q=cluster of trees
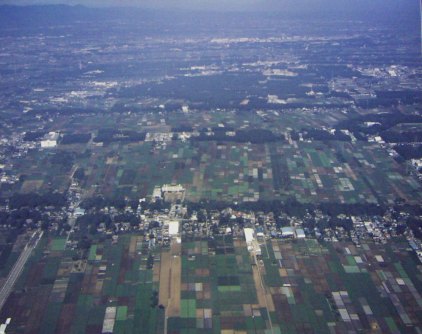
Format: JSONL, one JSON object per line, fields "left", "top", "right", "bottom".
{"left": 394, "top": 144, "right": 422, "bottom": 160}
{"left": 147, "top": 254, "right": 154, "bottom": 270}
{"left": 23, "top": 131, "right": 46, "bottom": 141}
{"left": 375, "top": 90, "right": 422, "bottom": 105}
{"left": 270, "top": 152, "right": 291, "bottom": 191}
{"left": 301, "top": 215, "right": 354, "bottom": 232}
{"left": 186, "top": 198, "right": 385, "bottom": 220}
{"left": 94, "top": 129, "right": 146, "bottom": 144}
{"left": 73, "top": 167, "right": 86, "bottom": 182}
{"left": 114, "top": 213, "right": 139, "bottom": 226}
{"left": 200, "top": 199, "right": 422, "bottom": 235}
{"left": 381, "top": 131, "right": 422, "bottom": 144}
{"left": 80, "top": 196, "right": 129, "bottom": 210}
{"left": 194, "top": 128, "right": 284, "bottom": 144}
{"left": 119, "top": 170, "right": 136, "bottom": 185}
{"left": 310, "top": 64, "right": 361, "bottom": 80}
{"left": 50, "top": 151, "right": 74, "bottom": 167}
{"left": 171, "top": 125, "right": 193, "bottom": 132}
{"left": 337, "top": 112, "right": 422, "bottom": 137}
{"left": 30, "top": 107, "right": 103, "bottom": 116}
{"left": 406, "top": 216, "right": 422, "bottom": 239}
{"left": 150, "top": 290, "right": 159, "bottom": 308}
{"left": 9, "top": 192, "right": 66, "bottom": 209}
{"left": 118, "top": 72, "right": 268, "bottom": 110}
{"left": 301, "top": 129, "right": 351, "bottom": 142}
{"left": 354, "top": 91, "right": 422, "bottom": 109}
{"left": 0, "top": 208, "right": 42, "bottom": 228}
{"left": 76, "top": 213, "right": 112, "bottom": 234}
{"left": 333, "top": 111, "right": 422, "bottom": 143}
{"left": 80, "top": 195, "right": 170, "bottom": 212}
{"left": 61, "top": 133, "right": 91, "bottom": 144}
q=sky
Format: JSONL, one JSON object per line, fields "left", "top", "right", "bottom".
{"left": 0, "top": 0, "right": 417, "bottom": 12}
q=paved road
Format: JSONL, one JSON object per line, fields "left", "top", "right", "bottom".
{"left": 0, "top": 230, "right": 43, "bottom": 312}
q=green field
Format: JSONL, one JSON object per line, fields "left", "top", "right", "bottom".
{"left": 6, "top": 110, "right": 420, "bottom": 207}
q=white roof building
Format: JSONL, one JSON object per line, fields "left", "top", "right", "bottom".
{"left": 411, "top": 159, "right": 422, "bottom": 168}
{"left": 295, "top": 228, "right": 306, "bottom": 239}
{"left": 160, "top": 184, "right": 185, "bottom": 202}
{"left": 74, "top": 208, "right": 86, "bottom": 217}
{"left": 281, "top": 227, "right": 295, "bottom": 237}
{"left": 244, "top": 228, "right": 261, "bottom": 256}
{"left": 162, "top": 184, "right": 185, "bottom": 192}
{"left": 152, "top": 187, "right": 162, "bottom": 200}
{"left": 167, "top": 220, "right": 180, "bottom": 236}
{"left": 41, "top": 132, "right": 59, "bottom": 148}
{"left": 244, "top": 228, "right": 255, "bottom": 244}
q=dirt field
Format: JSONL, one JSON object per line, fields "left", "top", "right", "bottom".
{"left": 158, "top": 251, "right": 171, "bottom": 306}
{"left": 167, "top": 255, "right": 181, "bottom": 317}
{"left": 21, "top": 180, "right": 43, "bottom": 193}
{"left": 252, "top": 261, "right": 275, "bottom": 313}
{"left": 159, "top": 241, "right": 182, "bottom": 318}
{"left": 170, "top": 241, "right": 181, "bottom": 256}
{"left": 56, "top": 304, "right": 76, "bottom": 334}
{"left": 153, "top": 258, "right": 160, "bottom": 284}
{"left": 128, "top": 236, "right": 138, "bottom": 256}
{"left": 166, "top": 242, "right": 182, "bottom": 317}
{"left": 265, "top": 292, "right": 275, "bottom": 312}
{"left": 252, "top": 265, "right": 268, "bottom": 309}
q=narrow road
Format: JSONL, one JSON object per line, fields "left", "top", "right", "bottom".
{"left": 0, "top": 230, "right": 43, "bottom": 312}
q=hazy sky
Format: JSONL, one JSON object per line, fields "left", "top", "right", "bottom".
{"left": 0, "top": 0, "right": 417, "bottom": 12}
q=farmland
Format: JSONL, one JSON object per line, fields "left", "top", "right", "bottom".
{"left": 0, "top": 235, "right": 165, "bottom": 334}
{"left": 2, "top": 234, "right": 422, "bottom": 333}
{"left": 4, "top": 110, "right": 421, "bottom": 206}
{"left": 164, "top": 237, "right": 422, "bottom": 334}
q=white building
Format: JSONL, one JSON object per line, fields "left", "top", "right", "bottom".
{"left": 0, "top": 319, "right": 11, "bottom": 334}
{"left": 244, "top": 228, "right": 254, "bottom": 244}
{"left": 41, "top": 132, "right": 59, "bottom": 148}
{"left": 182, "top": 105, "right": 189, "bottom": 113}
{"left": 411, "top": 159, "right": 422, "bottom": 170}
{"left": 281, "top": 227, "right": 295, "bottom": 238}
{"left": 244, "top": 228, "right": 261, "bottom": 256}
{"left": 167, "top": 220, "right": 180, "bottom": 236}
{"left": 152, "top": 187, "right": 162, "bottom": 200}
{"left": 162, "top": 184, "right": 184, "bottom": 192}
{"left": 161, "top": 184, "right": 185, "bottom": 202}
{"left": 74, "top": 208, "right": 86, "bottom": 217}
{"left": 295, "top": 228, "right": 306, "bottom": 239}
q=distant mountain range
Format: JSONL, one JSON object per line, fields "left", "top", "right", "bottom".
{"left": 0, "top": 2, "right": 418, "bottom": 30}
